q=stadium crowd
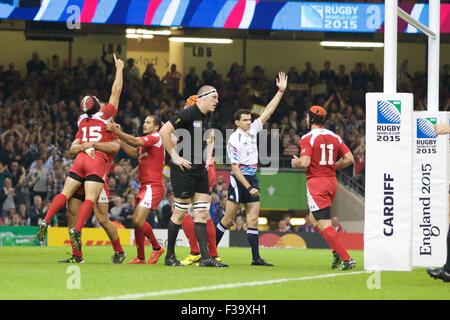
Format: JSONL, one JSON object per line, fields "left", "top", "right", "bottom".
{"left": 0, "top": 50, "right": 449, "bottom": 229}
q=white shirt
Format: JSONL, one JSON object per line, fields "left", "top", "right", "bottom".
{"left": 227, "top": 118, "right": 263, "bottom": 176}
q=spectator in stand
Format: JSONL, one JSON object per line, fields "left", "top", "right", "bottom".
{"left": 301, "top": 61, "right": 318, "bottom": 86}
{"left": 335, "top": 64, "right": 350, "bottom": 90}
{"left": 163, "top": 64, "right": 182, "bottom": 97}
{"left": 126, "top": 58, "right": 141, "bottom": 80}
{"left": 184, "top": 67, "right": 199, "bottom": 97}
{"left": 282, "top": 128, "right": 300, "bottom": 157}
{"left": 27, "top": 158, "right": 49, "bottom": 200}
{"left": 351, "top": 62, "right": 367, "bottom": 91}
{"left": 1, "top": 178, "right": 16, "bottom": 217}
{"left": 202, "top": 61, "right": 218, "bottom": 86}
{"left": 320, "top": 60, "right": 336, "bottom": 88}
{"left": 298, "top": 216, "right": 317, "bottom": 233}
{"left": 27, "top": 52, "right": 46, "bottom": 76}
{"left": 332, "top": 216, "right": 345, "bottom": 233}
{"left": 26, "top": 195, "right": 45, "bottom": 226}
{"left": 142, "top": 63, "right": 161, "bottom": 95}
{"left": 231, "top": 214, "right": 246, "bottom": 231}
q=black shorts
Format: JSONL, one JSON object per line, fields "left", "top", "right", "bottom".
{"left": 171, "top": 166, "right": 210, "bottom": 199}
{"left": 228, "top": 174, "right": 260, "bottom": 204}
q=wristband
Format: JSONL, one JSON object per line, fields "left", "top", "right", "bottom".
{"left": 247, "top": 186, "right": 254, "bottom": 192}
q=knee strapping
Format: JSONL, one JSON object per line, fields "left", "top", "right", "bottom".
{"left": 174, "top": 201, "right": 190, "bottom": 213}
{"left": 193, "top": 201, "right": 210, "bottom": 212}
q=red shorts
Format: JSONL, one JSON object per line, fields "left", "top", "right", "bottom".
{"left": 73, "top": 182, "right": 110, "bottom": 203}
{"left": 306, "top": 177, "right": 337, "bottom": 212}
{"left": 70, "top": 152, "right": 109, "bottom": 181}
{"left": 135, "top": 183, "right": 165, "bottom": 210}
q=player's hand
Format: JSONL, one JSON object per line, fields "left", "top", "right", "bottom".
{"left": 276, "top": 72, "right": 288, "bottom": 93}
{"left": 107, "top": 120, "right": 121, "bottom": 132}
{"left": 291, "top": 155, "right": 300, "bottom": 168}
{"left": 434, "top": 123, "right": 450, "bottom": 135}
{"left": 113, "top": 53, "right": 124, "bottom": 70}
{"left": 185, "top": 95, "right": 198, "bottom": 107}
{"left": 249, "top": 187, "right": 260, "bottom": 197}
{"left": 85, "top": 147, "right": 96, "bottom": 159}
{"left": 171, "top": 151, "right": 192, "bottom": 171}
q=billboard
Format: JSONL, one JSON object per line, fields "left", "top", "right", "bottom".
{"left": 0, "top": 1, "right": 449, "bottom": 33}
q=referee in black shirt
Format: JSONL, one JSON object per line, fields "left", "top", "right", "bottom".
{"left": 160, "top": 85, "right": 228, "bottom": 267}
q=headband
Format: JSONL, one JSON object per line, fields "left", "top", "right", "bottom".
{"left": 197, "top": 89, "right": 217, "bottom": 99}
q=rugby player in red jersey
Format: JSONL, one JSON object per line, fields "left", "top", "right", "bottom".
{"left": 291, "top": 105, "right": 356, "bottom": 270}
{"left": 107, "top": 116, "right": 166, "bottom": 264}
{"left": 38, "top": 54, "right": 124, "bottom": 251}
{"left": 58, "top": 139, "right": 125, "bottom": 264}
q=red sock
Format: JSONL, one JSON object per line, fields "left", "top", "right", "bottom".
{"left": 320, "top": 226, "right": 350, "bottom": 261}
{"left": 134, "top": 226, "right": 146, "bottom": 260}
{"left": 44, "top": 194, "right": 67, "bottom": 223}
{"left": 142, "top": 222, "right": 161, "bottom": 250}
{"left": 112, "top": 238, "right": 123, "bottom": 254}
{"left": 206, "top": 219, "right": 219, "bottom": 257}
{"left": 182, "top": 214, "right": 200, "bottom": 255}
{"left": 75, "top": 199, "right": 94, "bottom": 231}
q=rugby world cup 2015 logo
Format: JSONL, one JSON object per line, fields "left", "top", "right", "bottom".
{"left": 301, "top": 5, "right": 324, "bottom": 28}
{"left": 376, "top": 100, "right": 401, "bottom": 142}
{"left": 416, "top": 117, "right": 437, "bottom": 154}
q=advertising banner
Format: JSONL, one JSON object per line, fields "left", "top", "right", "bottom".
{"left": 0, "top": 1, "right": 449, "bottom": 33}
{"left": 412, "top": 112, "right": 449, "bottom": 267}
{"left": 0, "top": 226, "right": 40, "bottom": 246}
{"left": 364, "top": 93, "right": 413, "bottom": 271}
{"left": 47, "top": 227, "right": 131, "bottom": 247}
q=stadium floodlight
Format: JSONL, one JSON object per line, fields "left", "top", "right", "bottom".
{"left": 258, "top": 217, "right": 268, "bottom": 225}
{"left": 169, "top": 37, "right": 233, "bottom": 44}
{"left": 126, "top": 28, "right": 171, "bottom": 36}
{"left": 289, "top": 218, "right": 306, "bottom": 226}
{"left": 126, "top": 34, "right": 154, "bottom": 39}
{"left": 320, "top": 41, "right": 384, "bottom": 48}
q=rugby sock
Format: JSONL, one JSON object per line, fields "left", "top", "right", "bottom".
{"left": 247, "top": 228, "right": 260, "bottom": 261}
{"left": 112, "top": 238, "right": 124, "bottom": 254}
{"left": 445, "top": 225, "right": 450, "bottom": 273}
{"left": 320, "top": 226, "right": 351, "bottom": 261}
{"left": 215, "top": 222, "right": 228, "bottom": 245}
{"left": 71, "top": 239, "right": 82, "bottom": 258}
{"left": 206, "top": 219, "right": 219, "bottom": 257}
{"left": 142, "top": 222, "right": 161, "bottom": 250}
{"left": 194, "top": 222, "right": 210, "bottom": 260}
{"left": 167, "top": 220, "right": 181, "bottom": 257}
{"left": 182, "top": 214, "right": 200, "bottom": 255}
{"left": 75, "top": 199, "right": 94, "bottom": 231}
{"left": 44, "top": 194, "right": 67, "bottom": 223}
{"left": 134, "top": 226, "right": 146, "bottom": 260}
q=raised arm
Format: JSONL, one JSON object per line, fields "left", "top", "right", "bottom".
{"left": 258, "top": 72, "right": 287, "bottom": 126}
{"left": 108, "top": 54, "right": 124, "bottom": 109}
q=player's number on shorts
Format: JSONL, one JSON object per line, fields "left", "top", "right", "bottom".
{"left": 81, "top": 126, "right": 102, "bottom": 142}
{"left": 319, "top": 144, "right": 334, "bottom": 165}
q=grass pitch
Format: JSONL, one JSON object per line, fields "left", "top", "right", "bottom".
{"left": 0, "top": 246, "right": 448, "bottom": 300}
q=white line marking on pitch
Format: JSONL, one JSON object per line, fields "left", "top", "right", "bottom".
{"left": 95, "top": 271, "right": 372, "bottom": 300}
